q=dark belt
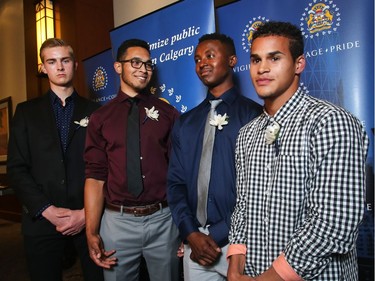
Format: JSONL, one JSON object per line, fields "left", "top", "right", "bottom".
{"left": 105, "top": 201, "right": 168, "bottom": 217}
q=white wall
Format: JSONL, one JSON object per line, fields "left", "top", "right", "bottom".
{"left": 0, "top": 0, "right": 26, "bottom": 112}
{"left": 113, "top": 0, "right": 179, "bottom": 27}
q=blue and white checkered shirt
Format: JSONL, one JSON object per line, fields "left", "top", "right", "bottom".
{"left": 229, "top": 87, "right": 369, "bottom": 280}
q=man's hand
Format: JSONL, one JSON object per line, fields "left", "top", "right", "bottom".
{"left": 186, "top": 231, "right": 221, "bottom": 266}
{"left": 86, "top": 232, "right": 117, "bottom": 269}
{"left": 55, "top": 209, "right": 85, "bottom": 235}
{"left": 42, "top": 205, "right": 70, "bottom": 230}
{"left": 84, "top": 178, "right": 115, "bottom": 268}
{"left": 227, "top": 254, "right": 284, "bottom": 281}
{"left": 42, "top": 206, "right": 85, "bottom": 235}
{"left": 177, "top": 242, "right": 184, "bottom": 258}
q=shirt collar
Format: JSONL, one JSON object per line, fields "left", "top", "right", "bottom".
{"left": 266, "top": 85, "right": 306, "bottom": 126}
{"left": 116, "top": 89, "right": 149, "bottom": 104}
{"left": 204, "top": 87, "right": 238, "bottom": 106}
{"left": 260, "top": 84, "right": 307, "bottom": 130}
{"left": 49, "top": 90, "right": 77, "bottom": 105}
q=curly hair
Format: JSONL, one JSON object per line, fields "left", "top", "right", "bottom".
{"left": 198, "top": 33, "right": 236, "bottom": 56}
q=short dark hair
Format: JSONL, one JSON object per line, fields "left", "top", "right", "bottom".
{"left": 40, "top": 38, "right": 75, "bottom": 62}
{"left": 198, "top": 33, "right": 236, "bottom": 56}
{"left": 116, "top": 39, "right": 150, "bottom": 61}
{"left": 252, "top": 21, "right": 304, "bottom": 61}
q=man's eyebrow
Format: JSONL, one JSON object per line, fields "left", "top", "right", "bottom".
{"left": 268, "top": 50, "right": 284, "bottom": 56}
{"left": 250, "top": 51, "right": 285, "bottom": 58}
{"left": 45, "top": 56, "right": 71, "bottom": 61}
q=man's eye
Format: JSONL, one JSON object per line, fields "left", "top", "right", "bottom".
{"left": 145, "top": 62, "right": 153, "bottom": 69}
{"left": 132, "top": 60, "right": 142, "bottom": 67}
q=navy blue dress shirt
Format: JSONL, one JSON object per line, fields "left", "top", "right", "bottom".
{"left": 167, "top": 88, "right": 262, "bottom": 247}
{"left": 50, "top": 91, "right": 76, "bottom": 152}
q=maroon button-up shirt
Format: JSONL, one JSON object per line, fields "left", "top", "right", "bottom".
{"left": 84, "top": 90, "right": 179, "bottom": 206}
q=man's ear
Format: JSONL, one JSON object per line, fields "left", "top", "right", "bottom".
{"left": 40, "top": 64, "right": 47, "bottom": 74}
{"left": 295, "top": 55, "right": 306, "bottom": 74}
{"left": 114, "top": 61, "right": 122, "bottom": 74}
{"left": 229, "top": 55, "right": 237, "bottom": 68}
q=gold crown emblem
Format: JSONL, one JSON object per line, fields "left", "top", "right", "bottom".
{"left": 92, "top": 66, "right": 108, "bottom": 91}
{"left": 306, "top": 3, "right": 334, "bottom": 34}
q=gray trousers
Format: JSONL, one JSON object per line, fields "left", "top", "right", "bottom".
{"left": 100, "top": 207, "right": 180, "bottom": 281}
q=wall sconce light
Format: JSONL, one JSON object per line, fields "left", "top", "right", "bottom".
{"left": 35, "top": 0, "right": 55, "bottom": 72}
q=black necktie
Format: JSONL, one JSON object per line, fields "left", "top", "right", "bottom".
{"left": 127, "top": 98, "right": 143, "bottom": 197}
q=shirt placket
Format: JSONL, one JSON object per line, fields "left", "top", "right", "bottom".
{"left": 263, "top": 117, "right": 279, "bottom": 265}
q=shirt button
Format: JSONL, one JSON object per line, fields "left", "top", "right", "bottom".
{"left": 61, "top": 179, "right": 65, "bottom": 185}
{"left": 142, "top": 175, "right": 145, "bottom": 179}
{"left": 140, "top": 156, "right": 143, "bottom": 160}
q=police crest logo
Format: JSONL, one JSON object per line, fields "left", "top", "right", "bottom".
{"left": 241, "top": 17, "right": 269, "bottom": 53}
{"left": 301, "top": 0, "right": 341, "bottom": 38}
{"left": 92, "top": 66, "right": 108, "bottom": 91}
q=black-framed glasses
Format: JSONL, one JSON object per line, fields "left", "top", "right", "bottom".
{"left": 119, "top": 58, "right": 154, "bottom": 71}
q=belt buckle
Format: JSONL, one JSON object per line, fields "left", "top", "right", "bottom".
{"left": 133, "top": 208, "right": 143, "bottom": 217}
{"left": 131, "top": 203, "right": 162, "bottom": 217}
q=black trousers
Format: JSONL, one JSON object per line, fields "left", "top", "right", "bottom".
{"left": 24, "top": 231, "right": 103, "bottom": 281}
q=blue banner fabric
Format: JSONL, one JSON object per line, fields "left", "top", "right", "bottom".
{"left": 82, "top": 48, "right": 119, "bottom": 105}
{"left": 217, "top": 0, "right": 374, "bottom": 275}
{"left": 110, "top": 0, "right": 215, "bottom": 113}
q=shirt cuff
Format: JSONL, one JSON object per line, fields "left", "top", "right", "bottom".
{"left": 226, "top": 244, "right": 247, "bottom": 259}
{"left": 35, "top": 203, "right": 52, "bottom": 220}
{"left": 272, "top": 253, "right": 303, "bottom": 281}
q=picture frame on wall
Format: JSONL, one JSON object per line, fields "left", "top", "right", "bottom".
{"left": 0, "top": 97, "right": 12, "bottom": 164}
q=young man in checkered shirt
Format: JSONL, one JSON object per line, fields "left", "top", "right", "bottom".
{"left": 227, "top": 21, "right": 369, "bottom": 281}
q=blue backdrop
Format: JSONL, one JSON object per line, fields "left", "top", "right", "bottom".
{"left": 109, "top": 0, "right": 215, "bottom": 113}
{"left": 217, "top": 0, "right": 374, "bottom": 277}
{"left": 82, "top": 48, "right": 119, "bottom": 105}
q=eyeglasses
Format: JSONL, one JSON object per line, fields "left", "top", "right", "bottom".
{"left": 119, "top": 58, "right": 154, "bottom": 71}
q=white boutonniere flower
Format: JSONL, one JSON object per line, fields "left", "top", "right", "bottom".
{"left": 265, "top": 122, "right": 281, "bottom": 144}
{"left": 144, "top": 106, "right": 159, "bottom": 121}
{"left": 209, "top": 113, "right": 229, "bottom": 130}
{"left": 74, "top": 116, "right": 89, "bottom": 128}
